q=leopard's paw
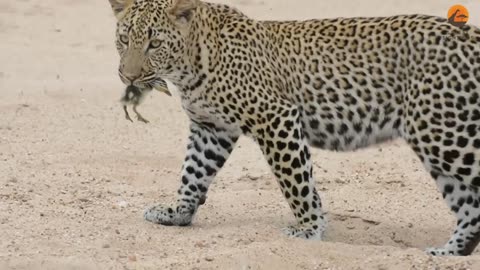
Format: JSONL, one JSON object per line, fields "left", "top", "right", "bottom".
{"left": 282, "top": 220, "right": 326, "bottom": 240}
{"left": 426, "top": 247, "right": 458, "bottom": 256}
{"left": 144, "top": 204, "right": 194, "bottom": 227}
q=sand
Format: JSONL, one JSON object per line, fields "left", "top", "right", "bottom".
{"left": 1, "top": 0, "right": 480, "bottom": 269}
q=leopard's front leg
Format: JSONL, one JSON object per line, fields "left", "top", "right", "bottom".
{"left": 256, "top": 106, "right": 327, "bottom": 239}
{"left": 144, "top": 121, "right": 238, "bottom": 226}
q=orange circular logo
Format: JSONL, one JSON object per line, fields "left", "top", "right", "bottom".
{"left": 447, "top": 4, "right": 469, "bottom": 27}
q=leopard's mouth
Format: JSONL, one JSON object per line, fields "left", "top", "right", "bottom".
{"left": 118, "top": 71, "right": 166, "bottom": 90}
{"left": 133, "top": 77, "right": 171, "bottom": 97}
{"left": 132, "top": 78, "right": 166, "bottom": 90}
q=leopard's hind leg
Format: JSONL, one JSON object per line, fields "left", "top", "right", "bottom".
{"left": 403, "top": 78, "right": 480, "bottom": 255}
{"left": 426, "top": 173, "right": 480, "bottom": 256}
{"left": 407, "top": 135, "right": 480, "bottom": 255}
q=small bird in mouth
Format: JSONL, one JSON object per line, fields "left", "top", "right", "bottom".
{"left": 121, "top": 81, "right": 171, "bottom": 124}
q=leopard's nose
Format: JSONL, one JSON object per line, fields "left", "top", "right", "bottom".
{"left": 123, "top": 73, "right": 141, "bottom": 83}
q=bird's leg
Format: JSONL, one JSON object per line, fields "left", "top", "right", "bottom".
{"left": 133, "top": 104, "right": 149, "bottom": 124}
{"left": 123, "top": 105, "right": 133, "bottom": 122}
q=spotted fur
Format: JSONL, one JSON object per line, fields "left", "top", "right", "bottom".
{"left": 108, "top": 0, "right": 480, "bottom": 256}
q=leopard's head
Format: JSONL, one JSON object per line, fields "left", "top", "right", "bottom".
{"left": 108, "top": 0, "right": 201, "bottom": 88}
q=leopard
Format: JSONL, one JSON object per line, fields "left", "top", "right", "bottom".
{"left": 107, "top": 0, "right": 480, "bottom": 256}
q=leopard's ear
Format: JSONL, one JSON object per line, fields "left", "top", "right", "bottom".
{"left": 108, "top": 0, "right": 134, "bottom": 19}
{"left": 167, "top": 0, "right": 200, "bottom": 25}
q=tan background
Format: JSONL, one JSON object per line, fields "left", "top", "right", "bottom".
{"left": 1, "top": 0, "right": 480, "bottom": 269}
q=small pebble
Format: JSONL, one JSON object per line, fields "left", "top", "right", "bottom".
{"left": 194, "top": 241, "right": 208, "bottom": 248}
{"left": 205, "top": 257, "right": 214, "bottom": 262}
{"left": 102, "top": 243, "right": 110, "bottom": 248}
{"left": 128, "top": 255, "right": 137, "bottom": 262}
{"left": 117, "top": 200, "right": 128, "bottom": 208}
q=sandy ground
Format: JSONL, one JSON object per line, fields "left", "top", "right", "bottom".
{"left": 1, "top": 0, "right": 480, "bottom": 269}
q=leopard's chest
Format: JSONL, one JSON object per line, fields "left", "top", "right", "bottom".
{"left": 181, "top": 96, "right": 234, "bottom": 131}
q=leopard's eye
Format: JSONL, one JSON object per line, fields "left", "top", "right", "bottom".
{"left": 149, "top": 39, "right": 163, "bottom": 49}
{"left": 119, "top": 34, "right": 129, "bottom": 45}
